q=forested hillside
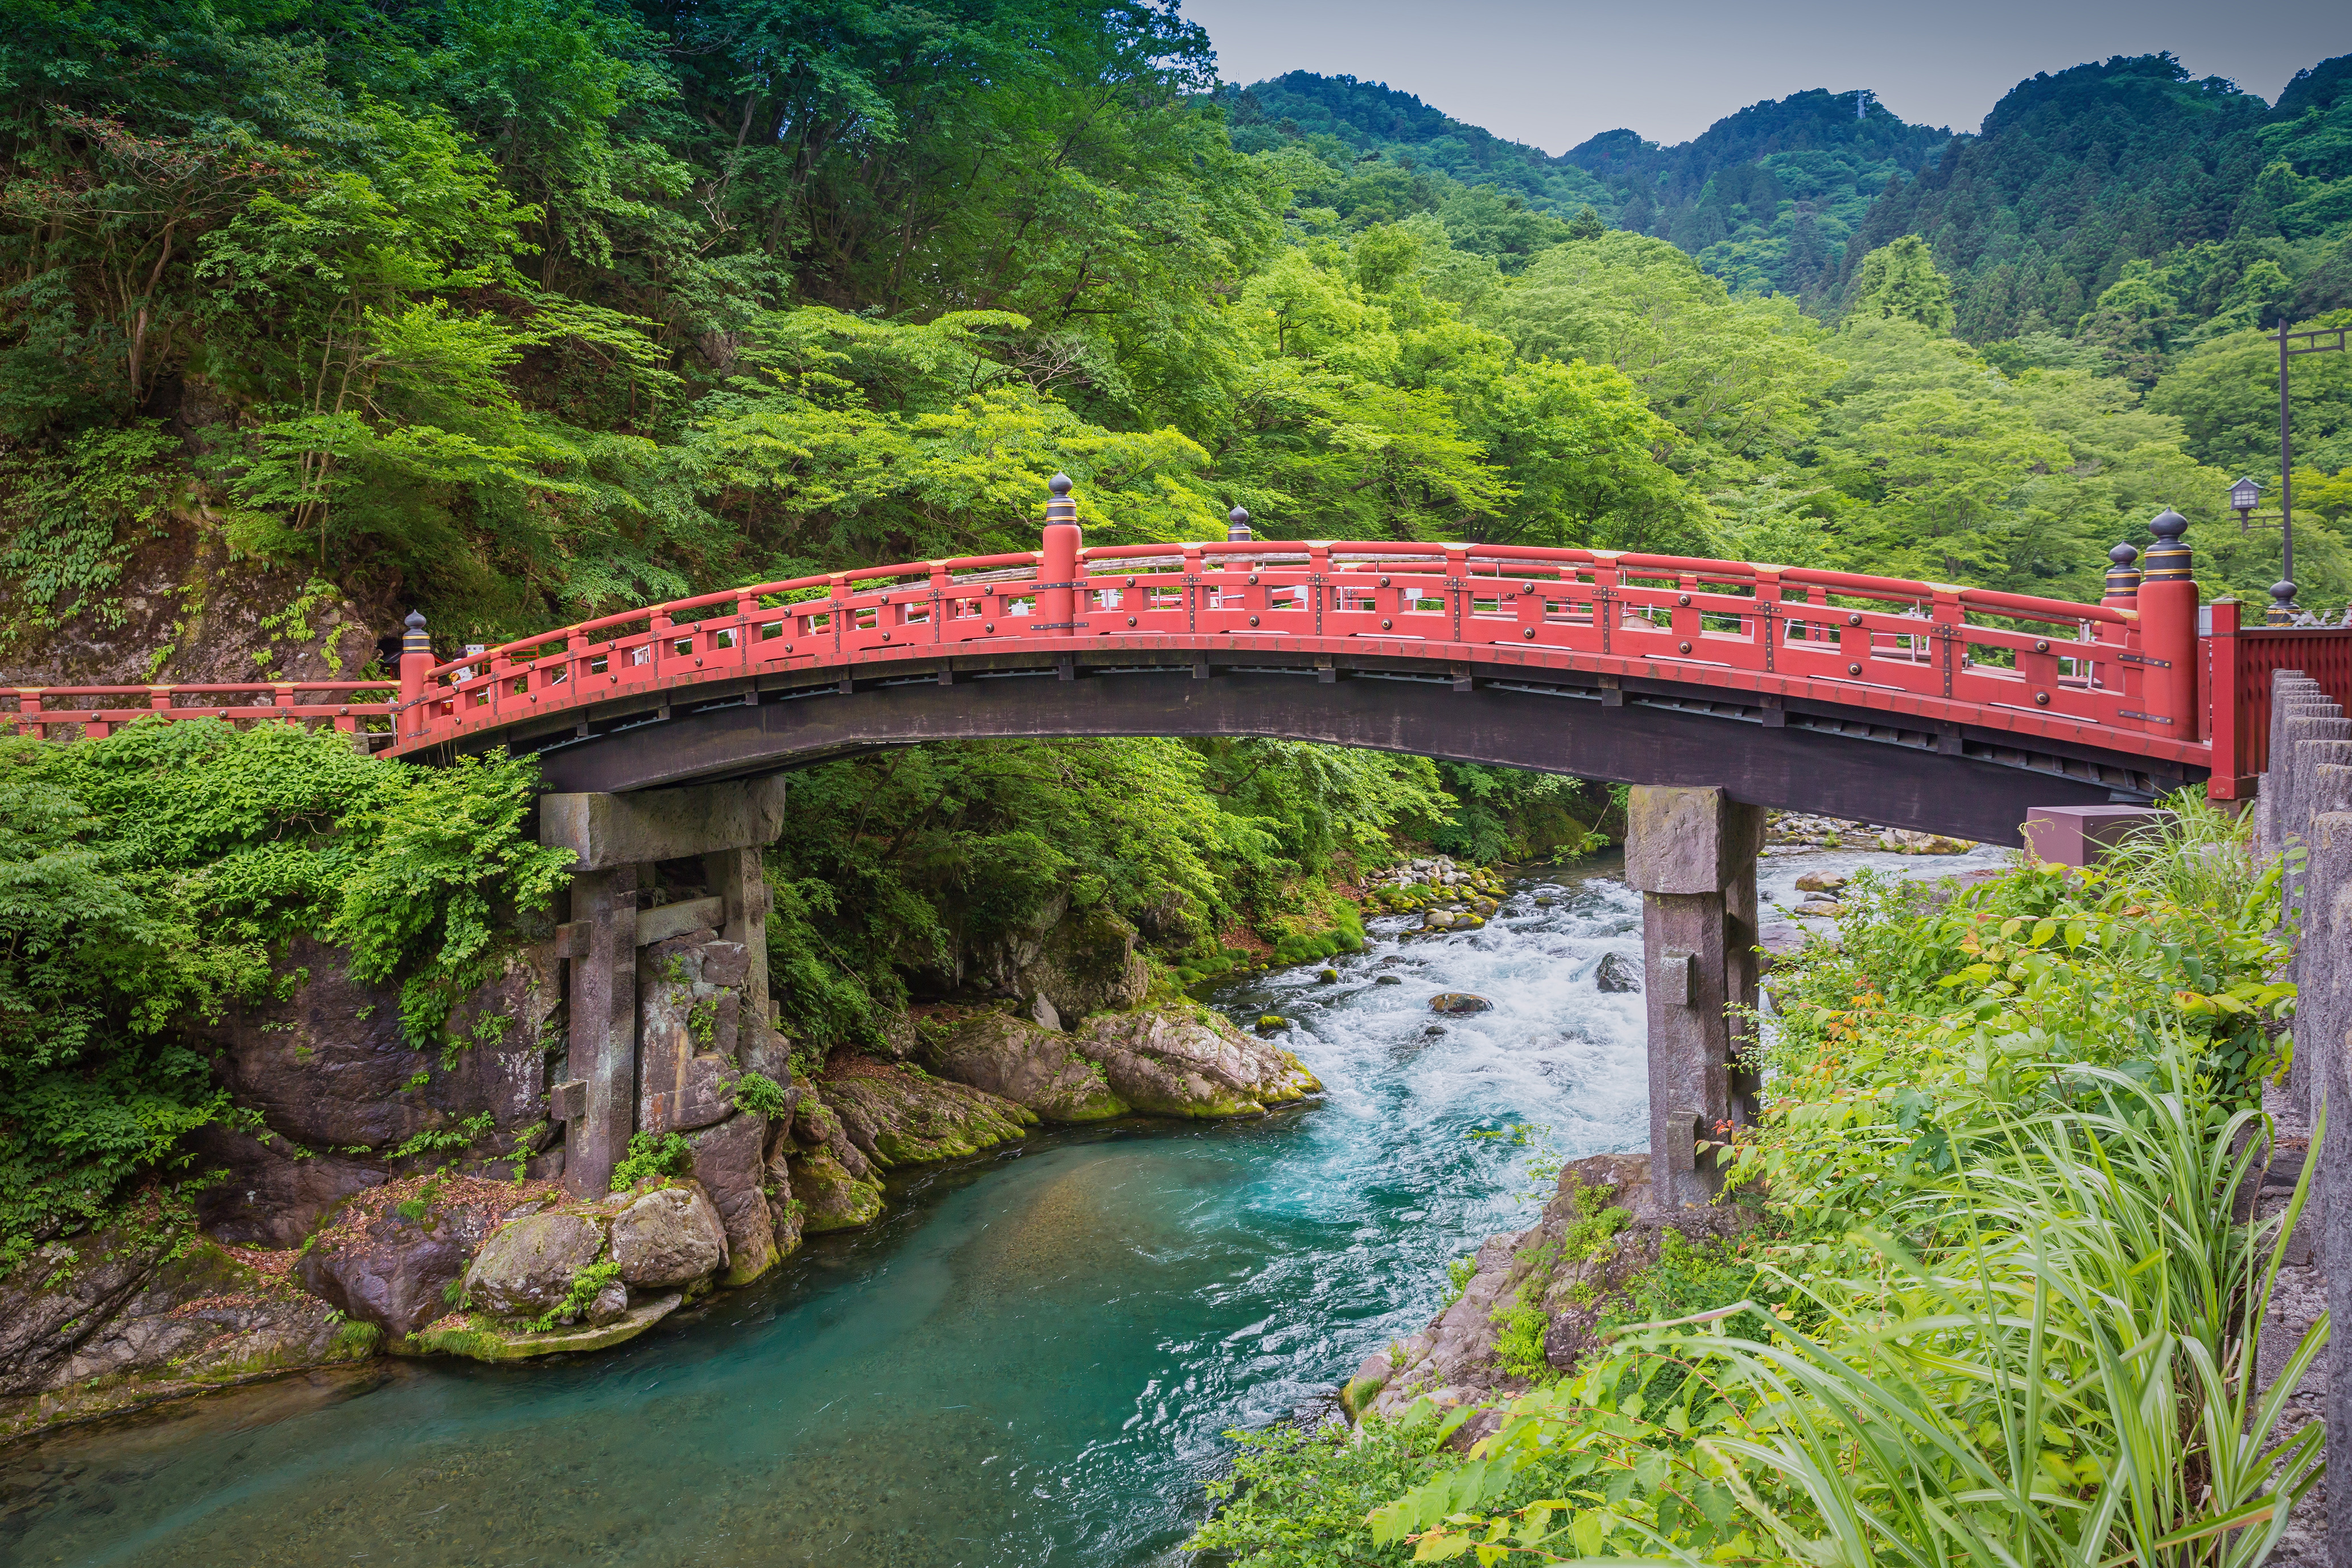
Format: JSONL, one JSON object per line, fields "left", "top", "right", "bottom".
{"left": 3, "top": 0, "right": 2342, "bottom": 669}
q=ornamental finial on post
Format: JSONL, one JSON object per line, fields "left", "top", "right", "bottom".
{"left": 1040, "top": 473, "right": 1082, "bottom": 637}
{"left": 2270, "top": 580, "right": 2300, "bottom": 626}
{"left": 1227, "top": 505, "right": 1251, "bottom": 543}
{"left": 2101, "top": 542, "right": 2140, "bottom": 608}
{"left": 2141, "top": 508, "right": 2191, "bottom": 581}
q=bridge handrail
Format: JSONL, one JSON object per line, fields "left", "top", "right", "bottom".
{"left": 5, "top": 486, "right": 2253, "bottom": 783}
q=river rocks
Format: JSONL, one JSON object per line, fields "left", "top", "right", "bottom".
{"left": 1365, "top": 1154, "right": 1751, "bottom": 1430}
{"left": 1593, "top": 953, "right": 1641, "bottom": 993}
{"left": 1793, "top": 870, "right": 1848, "bottom": 894}
{"left": 1256, "top": 1014, "right": 1287, "bottom": 1033}
{"left": 1429, "top": 993, "right": 1493, "bottom": 1014}
{"left": 610, "top": 1185, "right": 729, "bottom": 1288}
{"left": 920, "top": 1011, "right": 1130, "bottom": 1122}
{"left": 687, "top": 1112, "right": 779, "bottom": 1286}
{"left": 0, "top": 1229, "right": 377, "bottom": 1441}
{"left": 1422, "top": 909, "right": 1458, "bottom": 931}
{"left": 1075, "top": 1008, "right": 1321, "bottom": 1117}
{"left": 412, "top": 1293, "right": 684, "bottom": 1363}
{"left": 818, "top": 1059, "right": 1035, "bottom": 1167}
{"left": 789, "top": 1147, "right": 886, "bottom": 1231}
{"left": 461, "top": 1210, "right": 606, "bottom": 1315}
{"left": 295, "top": 1174, "right": 535, "bottom": 1338}
{"left": 1878, "top": 829, "right": 1974, "bottom": 855}
{"left": 1374, "top": 974, "right": 1403, "bottom": 985}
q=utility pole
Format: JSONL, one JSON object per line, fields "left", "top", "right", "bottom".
{"left": 2276, "top": 315, "right": 2351, "bottom": 621}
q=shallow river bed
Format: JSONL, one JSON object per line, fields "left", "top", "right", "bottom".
{"left": 0, "top": 844, "right": 2003, "bottom": 1566}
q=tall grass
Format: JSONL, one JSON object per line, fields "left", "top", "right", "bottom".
{"left": 1372, "top": 1043, "right": 2328, "bottom": 1567}
{"left": 2093, "top": 788, "right": 2266, "bottom": 921}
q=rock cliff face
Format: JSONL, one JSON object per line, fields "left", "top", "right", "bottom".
{"left": 0, "top": 1224, "right": 378, "bottom": 1441}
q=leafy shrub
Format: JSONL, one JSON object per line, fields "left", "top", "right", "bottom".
{"left": 609, "top": 1131, "right": 694, "bottom": 1191}
{"left": 733, "top": 1071, "right": 792, "bottom": 1119}
{"left": 0, "top": 720, "right": 572, "bottom": 1268}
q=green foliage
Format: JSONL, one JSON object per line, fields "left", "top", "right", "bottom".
{"left": 1307, "top": 804, "right": 2313, "bottom": 1567}
{"left": 732, "top": 1072, "right": 791, "bottom": 1120}
{"left": 1186, "top": 1400, "right": 1471, "bottom": 1568}
{"left": 762, "top": 737, "right": 1451, "bottom": 1054}
{"left": 0, "top": 721, "right": 569, "bottom": 1264}
{"left": 531, "top": 1257, "right": 621, "bottom": 1334}
{"left": 1848, "top": 236, "right": 1955, "bottom": 332}
{"left": 609, "top": 1131, "right": 693, "bottom": 1191}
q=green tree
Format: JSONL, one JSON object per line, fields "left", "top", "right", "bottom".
{"left": 1848, "top": 235, "right": 1956, "bottom": 333}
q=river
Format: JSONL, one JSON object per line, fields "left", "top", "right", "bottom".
{"left": 0, "top": 841, "right": 2005, "bottom": 1566}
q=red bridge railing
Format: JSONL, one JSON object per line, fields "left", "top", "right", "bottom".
{"left": 6, "top": 681, "right": 396, "bottom": 740}
{"left": 10, "top": 482, "right": 2349, "bottom": 795}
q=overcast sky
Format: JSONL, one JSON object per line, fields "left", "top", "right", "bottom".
{"left": 1183, "top": 0, "right": 2352, "bottom": 152}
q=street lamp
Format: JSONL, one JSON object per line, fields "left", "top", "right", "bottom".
{"left": 2230, "top": 476, "right": 2262, "bottom": 518}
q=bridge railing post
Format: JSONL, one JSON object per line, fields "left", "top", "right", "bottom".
{"left": 398, "top": 610, "right": 434, "bottom": 741}
{"left": 1042, "top": 473, "right": 1080, "bottom": 636}
{"left": 2138, "top": 508, "right": 2200, "bottom": 740}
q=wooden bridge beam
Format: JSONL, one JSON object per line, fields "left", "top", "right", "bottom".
{"left": 1625, "top": 785, "right": 1765, "bottom": 1210}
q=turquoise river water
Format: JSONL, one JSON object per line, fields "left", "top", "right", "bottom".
{"left": 1, "top": 859, "right": 1698, "bottom": 1566}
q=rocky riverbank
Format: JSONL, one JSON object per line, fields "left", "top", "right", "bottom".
{"left": 0, "top": 905, "right": 1324, "bottom": 1441}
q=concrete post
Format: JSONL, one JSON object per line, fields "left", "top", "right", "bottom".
{"left": 562, "top": 865, "right": 639, "bottom": 1198}
{"left": 1625, "top": 785, "right": 1766, "bottom": 1209}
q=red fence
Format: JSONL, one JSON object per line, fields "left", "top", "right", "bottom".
{"left": 19, "top": 521, "right": 2351, "bottom": 798}
{"left": 6, "top": 682, "right": 396, "bottom": 740}
{"left": 2205, "top": 597, "right": 2352, "bottom": 797}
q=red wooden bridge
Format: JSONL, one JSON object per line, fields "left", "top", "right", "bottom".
{"left": 13, "top": 481, "right": 2350, "bottom": 843}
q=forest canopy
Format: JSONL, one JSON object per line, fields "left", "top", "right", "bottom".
{"left": 3, "top": 3, "right": 2347, "bottom": 645}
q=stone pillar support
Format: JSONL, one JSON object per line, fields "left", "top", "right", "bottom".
{"left": 543, "top": 776, "right": 789, "bottom": 1196}
{"left": 559, "top": 865, "right": 638, "bottom": 1199}
{"left": 1625, "top": 785, "right": 1765, "bottom": 1210}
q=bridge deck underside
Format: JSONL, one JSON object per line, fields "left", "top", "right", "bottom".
{"left": 430, "top": 649, "right": 2191, "bottom": 845}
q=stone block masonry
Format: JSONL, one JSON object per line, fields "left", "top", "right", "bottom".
{"left": 542, "top": 777, "right": 789, "bottom": 1199}
{"left": 1624, "top": 785, "right": 1764, "bottom": 1210}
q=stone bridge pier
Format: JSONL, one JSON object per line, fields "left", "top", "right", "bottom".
{"left": 539, "top": 776, "right": 789, "bottom": 1198}
{"left": 1625, "top": 785, "right": 1765, "bottom": 1209}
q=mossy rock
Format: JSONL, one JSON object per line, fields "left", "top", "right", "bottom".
{"left": 790, "top": 1148, "right": 886, "bottom": 1232}
{"left": 413, "top": 1293, "right": 683, "bottom": 1362}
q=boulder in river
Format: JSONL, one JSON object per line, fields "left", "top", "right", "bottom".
{"left": 1878, "top": 830, "right": 1973, "bottom": 855}
{"left": 609, "top": 1183, "right": 729, "bottom": 1289}
{"left": 1592, "top": 954, "right": 1641, "bottom": 994}
{"left": 686, "top": 1112, "right": 778, "bottom": 1286}
{"left": 1793, "top": 870, "right": 1848, "bottom": 894}
{"left": 788, "top": 1147, "right": 885, "bottom": 1232}
{"left": 1422, "top": 909, "right": 1458, "bottom": 931}
{"left": 295, "top": 1174, "right": 524, "bottom": 1339}
{"left": 917, "top": 1010, "right": 1129, "bottom": 1124}
{"left": 1374, "top": 974, "right": 1403, "bottom": 986}
{"left": 918, "top": 1010, "right": 1129, "bottom": 1123}
{"left": 818, "top": 1058, "right": 1037, "bottom": 1167}
{"left": 1429, "top": 993, "right": 1493, "bottom": 1014}
{"left": 1076, "top": 1007, "right": 1322, "bottom": 1117}
{"left": 460, "top": 1210, "right": 606, "bottom": 1315}
{"left": 414, "top": 1293, "right": 683, "bottom": 1363}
